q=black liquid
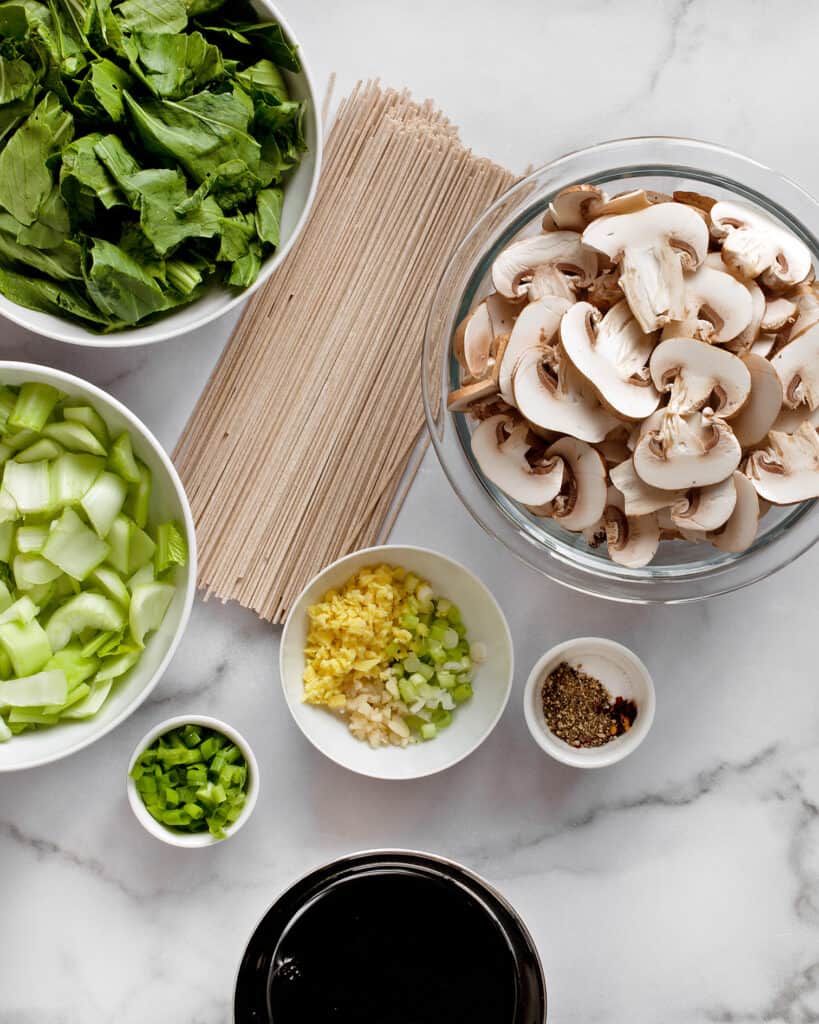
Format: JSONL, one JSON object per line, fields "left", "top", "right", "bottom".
{"left": 268, "top": 871, "right": 518, "bottom": 1024}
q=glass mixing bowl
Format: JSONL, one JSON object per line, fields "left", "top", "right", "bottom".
{"left": 422, "top": 138, "right": 819, "bottom": 603}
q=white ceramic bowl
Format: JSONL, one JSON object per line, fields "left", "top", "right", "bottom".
{"left": 0, "top": 0, "right": 322, "bottom": 347}
{"left": 0, "top": 362, "right": 196, "bottom": 771}
{"left": 280, "top": 545, "right": 514, "bottom": 780}
{"left": 127, "top": 714, "right": 259, "bottom": 848}
{"left": 523, "top": 637, "right": 655, "bottom": 768}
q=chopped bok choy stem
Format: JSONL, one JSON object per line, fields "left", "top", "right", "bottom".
{"left": 0, "top": 383, "right": 188, "bottom": 741}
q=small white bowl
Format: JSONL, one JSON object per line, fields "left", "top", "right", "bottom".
{"left": 127, "top": 715, "right": 260, "bottom": 848}
{"left": 280, "top": 546, "right": 514, "bottom": 780}
{"left": 0, "top": 362, "right": 196, "bottom": 772}
{"left": 0, "top": 0, "right": 322, "bottom": 347}
{"left": 523, "top": 637, "right": 655, "bottom": 768}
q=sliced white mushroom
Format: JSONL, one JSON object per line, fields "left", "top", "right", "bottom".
{"left": 786, "top": 282, "right": 819, "bottom": 341}
{"left": 711, "top": 200, "right": 812, "bottom": 290}
{"left": 771, "top": 404, "right": 819, "bottom": 435}
{"left": 703, "top": 252, "right": 766, "bottom": 353}
{"left": 729, "top": 282, "right": 766, "bottom": 354}
{"left": 670, "top": 476, "right": 737, "bottom": 531}
{"left": 730, "top": 353, "right": 784, "bottom": 449}
{"left": 485, "top": 291, "right": 519, "bottom": 337}
{"left": 745, "top": 421, "right": 819, "bottom": 504}
{"left": 760, "top": 296, "right": 798, "bottom": 333}
{"left": 560, "top": 300, "right": 660, "bottom": 420}
{"left": 512, "top": 346, "right": 620, "bottom": 443}
{"left": 498, "top": 295, "right": 570, "bottom": 404}
{"left": 491, "top": 232, "right": 597, "bottom": 300}
{"left": 609, "top": 457, "right": 685, "bottom": 515}
{"left": 541, "top": 209, "right": 558, "bottom": 231}
{"left": 603, "top": 488, "right": 661, "bottom": 568}
{"left": 548, "top": 184, "right": 607, "bottom": 231}
{"left": 660, "top": 318, "right": 713, "bottom": 344}
{"left": 545, "top": 436, "right": 608, "bottom": 531}
{"left": 649, "top": 336, "right": 751, "bottom": 418}
{"left": 752, "top": 336, "right": 777, "bottom": 360}
{"left": 633, "top": 411, "right": 742, "bottom": 489}
{"left": 591, "top": 189, "right": 670, "bottom": 219}
{"left": 655, "top": 506, "right": 683, "bottom": 540}
{"left": 448, "top": 334, "right": 510, "bottom": 411}
{"left": 582, "top": 202, "right": 709, "bottom": 332}
{"left": 448, "top": 376, "right": 501, "bottom": 411}
{"left": 680, "top": 263, "right": 753, "bottom": 343}
{"left": 771, "top": 321, "right": 819, "bottom": 411}
{"left": 470, "top": 415, "right": 565, "bottom": 506}
{"left": 672, "top": 190, "right": 716, "bottom": 216}
{"left": 453, "top": 302, "right": 494, "bottom": 376}
{"left": 709, "top": 472, "right": 760, "bottom": 552}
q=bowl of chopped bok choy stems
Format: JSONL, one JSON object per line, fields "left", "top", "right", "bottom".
{"left": 0, "top": 363, "right": 196, "bottom": 771}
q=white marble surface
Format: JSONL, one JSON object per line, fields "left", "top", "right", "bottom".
{"left": 2, "top": 1, "right": 819, "bottom": 1021}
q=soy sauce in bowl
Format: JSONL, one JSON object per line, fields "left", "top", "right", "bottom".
{"left": 270, "top": 872, "right": 516, "bottom": 1022}
{"left": 234, "top": 851, "right": 547, "bottom": 1024}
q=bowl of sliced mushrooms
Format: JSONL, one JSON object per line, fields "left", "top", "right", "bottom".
{"left": 423, "top": 137, "right": 819, "bottom": 602}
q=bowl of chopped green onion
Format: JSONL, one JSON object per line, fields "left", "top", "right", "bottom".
{"left": 0, "top": 362, "right": 196, "bottom": 771}
{"left": 128, "top": 715, "right": 258, "bottom": 847}
{"left": 280, "top": 546, "right": 514, "bottom": 780}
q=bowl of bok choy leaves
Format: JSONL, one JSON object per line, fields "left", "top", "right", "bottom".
{"left": 0, "top": 0, "right": 321, "bottom": 345}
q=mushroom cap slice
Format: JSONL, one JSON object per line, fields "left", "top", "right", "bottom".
{"left": 771, "top": 321, "right": 819, "bottom": 411}
{"left": 710, "top": 472, "right": 760, "bottom": 552}
{"left": 561, "top": 300, "right": 660, "bottom": 420}
{"left": 730, "top": 353, "right": 784, "bottom": 449}
{"left": 672, "top": 190, "right": 717, "bottom": 216}
{"left": 453, "top": 301, "right": 494, "bottom": 376}
{"left": 761, "top": 296, "right": 798, "bottom": 333}
{"left": 609, "top": 457, "right": 685, "bottom": 515}
{"left": 548, "top": 184, "right": 607, "bottom": 231}
{"left": 670, "top": 475, "right": 737, "bottom": 531}
{"left": 633, "top": 411, "right": 742, "bottom": 489}
{"left": 681, "top": 263, "right": 753, "bottom": 343}
{"left": 711, "top": 200, "right": 813, "bottom": 290}
{"left": 649, "top": 336, "right": 752, "bottom": 418}
{"left": 545, "top": 436, "right": 608, "bottom": 531}
{"left": 771, "top": 404, "right": 819, "bottom": 435}
{"left": 471, "top": 415, "right": 565, "bottom": 506}
{"left": 448, "top": 376, "right": 501, "bottom": 411}
{"left": 728, "top": 282, "right": 765, "bottom": 354}
{"left": 745, "top": 421, "right": 819, "bottom": 504}
{"left": 787, "top": 282, "right": 819, "bottom": 341}
{"left": 512, "top": 346, "right": 620, "bottom": 443}
{"left": 485, "top": 291, "right": 519, "bottom": 337}
{"left": 591, "top": 189, "right": 671, "bottom": 218}
{"left": 603, "top": 489, "right": 661, "bottom": 568}
{"left": 582, "top": 203, "right": 709, "bottom": 333}
{"left": 704, "top": 252, "right": 766, "bottom": 354}
{"left": 491, "top": 231, "right": 598, "bottom": 299}
{"left": 498, "top": 295, "right": 570, "bottom": 403}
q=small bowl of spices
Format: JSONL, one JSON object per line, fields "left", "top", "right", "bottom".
{"left": 523, "top": 638, "right": 655, "bottom": 768}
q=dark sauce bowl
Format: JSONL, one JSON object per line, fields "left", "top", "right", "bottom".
{"left": 234, "top": 850, "right": 547, "bottom": 1024}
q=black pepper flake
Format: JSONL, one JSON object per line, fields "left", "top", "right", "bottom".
{"left": 541, "top": 661, "right": 637, "bottom": 748}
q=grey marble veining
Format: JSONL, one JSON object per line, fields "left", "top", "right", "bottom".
{"left": 2, "top": 2, "right": 819, "bottom": 1021}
